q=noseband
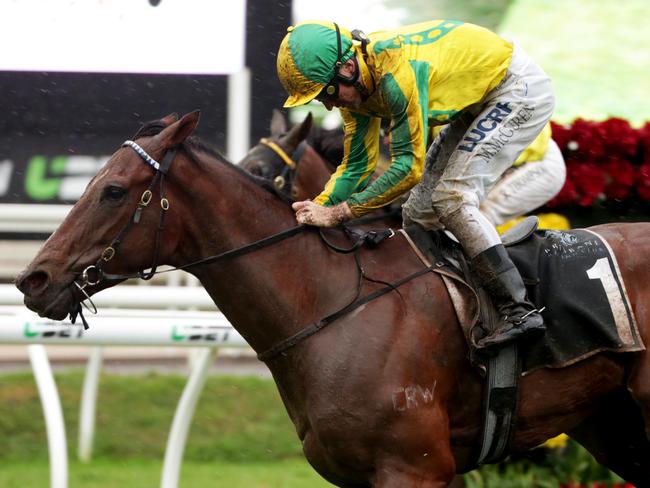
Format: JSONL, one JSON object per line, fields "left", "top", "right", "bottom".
{"left": 258, "top": 138, "right": 307, "bottom": 194}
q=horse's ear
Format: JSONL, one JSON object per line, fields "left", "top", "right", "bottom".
{"left": 270, "top": 109, "right": 287, "bottom": 136}
{"left": 161, "top": 113, "right": 180, "bottom": 125}
{"left": 284, "top": 112, "right": 313, "bottom": 149}
{"left": 158, "top": 110, "right": 200, "bottom": 147}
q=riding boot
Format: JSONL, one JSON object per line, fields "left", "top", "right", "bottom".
{"left": 471, "top": 244, "right": 545, "bottom": 350}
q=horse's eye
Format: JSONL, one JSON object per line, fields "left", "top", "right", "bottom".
{"left": 102, "top": 185, "right": 126, "bottom": 202}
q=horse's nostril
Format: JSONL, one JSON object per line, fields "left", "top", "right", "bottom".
{"left": 17, "top": 270, "right": 49, "bottom": 296}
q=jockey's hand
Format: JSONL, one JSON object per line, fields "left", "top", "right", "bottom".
{"left": 292, "top": 200, "right": 353, "bottom": 227}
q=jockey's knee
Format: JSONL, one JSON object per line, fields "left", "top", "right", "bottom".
{"left": 430, "top": 189, "right": 478, "bottom": 225}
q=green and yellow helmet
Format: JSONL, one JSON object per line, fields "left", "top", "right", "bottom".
{"left": 277, "top": 21, "right": 355, "bottom": 108}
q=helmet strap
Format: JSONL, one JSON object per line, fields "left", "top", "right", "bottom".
{"left": 320, "top": 23, "right": 370, "bottom": 102}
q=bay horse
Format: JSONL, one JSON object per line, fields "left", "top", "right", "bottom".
{"left": 15, "top": 112, "right": 650, "bottom": 487}
{"left": 239, "top": 109, "right": 339, "bottom": 201}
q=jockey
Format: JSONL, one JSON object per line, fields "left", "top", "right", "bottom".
{"left": 276, "top": 20, "right": 556, "bottom": 350}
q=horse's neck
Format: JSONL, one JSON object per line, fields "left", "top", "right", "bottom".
{"left": 295, "top": 146, "right": 335, "bottom": 200}
{"left": 173, "top": 152, "right": 357, "bottom": 353}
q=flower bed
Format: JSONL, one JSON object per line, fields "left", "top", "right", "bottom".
{"left": 544, "top": 118, "right": 650, "bottom": 226}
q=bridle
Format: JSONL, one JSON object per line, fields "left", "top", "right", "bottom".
{"left": 76, "top": 140, "right": 175, "bottom": 288}
{"left": 69, "top": 140, "right": 176, "bottom": 326}
{"left": 69, "top": 139, "right": 307, "bottom": 328}
{"left": 257, "top": 137, "right": 307, "bottom": 195}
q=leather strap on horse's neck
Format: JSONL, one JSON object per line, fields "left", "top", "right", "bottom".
{"left": 101, "top": 223, "right": 309, "bottom": 282}
{"left": 257, "top": 263, "right": 435, "bottom": 362}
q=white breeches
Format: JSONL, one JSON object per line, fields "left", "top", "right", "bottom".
{"left": 480, "top": 139, "right": 566, "bottom": 226}
{"left": 402, "top": 41, "right": 556, "bottom": 258}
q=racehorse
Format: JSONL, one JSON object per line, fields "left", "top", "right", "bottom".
{"left": 239, "top": 109, "right": 339, "bottom": 201}
{"left": 15, "top": 112, "right": 650, "bottom": 487}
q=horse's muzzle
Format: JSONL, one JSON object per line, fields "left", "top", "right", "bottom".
{"left": 15, "top": 267, "right": 75, "bottom": 320}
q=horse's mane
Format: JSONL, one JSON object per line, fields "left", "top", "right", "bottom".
{"left": 133, "top": 118, "right": 293, "bottom": 203}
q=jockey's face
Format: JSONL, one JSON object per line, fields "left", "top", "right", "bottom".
{"left": 322, "top": 83, "right": 362, "bottom": 111}
{"left": 320, "top": 58, "right": 363, "bottom": 111}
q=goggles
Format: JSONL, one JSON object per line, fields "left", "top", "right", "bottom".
{"left": 315, "top": 83, "right": 339, "bottom": 102}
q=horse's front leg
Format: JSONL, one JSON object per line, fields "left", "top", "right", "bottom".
{"left": 371, "top": 462, "right": 456, "bottom": 488}
{"left": 370, "top": 433, "right": 457, "bottom": 487}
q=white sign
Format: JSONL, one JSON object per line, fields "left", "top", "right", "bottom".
{"left": 1, "top": 0, "right": 246, "bottom": 74}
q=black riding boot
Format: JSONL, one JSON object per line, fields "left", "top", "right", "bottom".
{"left": 471, "top": 244, "right": 545, "bottom": 350}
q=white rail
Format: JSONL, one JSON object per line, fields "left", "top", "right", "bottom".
{"left": 0, "top": 305, "right": 252, "bottom": 488}
{"left": 0, "top": 204, "right": 72, "bottom": 233}
{"left": 0, "top": 284, "right": 214, "bottom": 310}
{"left": 0, "top": 307, "right": 244, "bottom": 346}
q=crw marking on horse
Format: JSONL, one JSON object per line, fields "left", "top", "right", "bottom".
{"left": 15, "top": 112, "right": 650, "bottom": 487}
{"left": 392, "top": 381, "right": 437, "bottom": 411}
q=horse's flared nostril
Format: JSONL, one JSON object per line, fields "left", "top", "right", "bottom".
{"left": 16, "top": 270, "right": 50, "bottom": 297}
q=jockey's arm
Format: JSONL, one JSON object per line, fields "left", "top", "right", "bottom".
{"left": 313, "top": 111, "right": 381, "bottom": 207}
{"left": 345, "top": 70, "right": 427, "bottom": 218}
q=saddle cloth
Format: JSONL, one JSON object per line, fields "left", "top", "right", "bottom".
{"left": 401, "top": 225, "right": 645, "bottom": 374}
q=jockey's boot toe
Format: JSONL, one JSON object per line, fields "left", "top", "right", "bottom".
{"left": 476, "top": 310, "right": 545, "bottom": 350}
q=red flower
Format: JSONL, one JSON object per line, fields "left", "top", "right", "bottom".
{"left": 545, "top": 117, "right": 649, "bottom": 208}
{"left": 569, "top": 161, "right": 607, "bottom": 206}
{"left": 638, "top": 163, "right": 650, "bottom": 200}
{"left": 551, "top": 121, "right": 572, "bottom": 153}
{"left": 565, "top": 118, "right": 606, "bottom": 161}
{"left": 599, "top": 118, "right": 639, "bottom": 160}
{"left": 547, "top": 178, "right": 579, "bottom": 208}
{"left": 639, "top": 121, "right": 650, "bottom": 165}
{"left": 602, "top": 157, "right": 637, "bottom": 200}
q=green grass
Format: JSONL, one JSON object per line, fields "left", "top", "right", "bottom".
{"left": 0, "top": 371, "right": 303, "bottom": 463}
{"left": 0, "top": 459, "right": 334, "bottom": 488}
{"left": 500, "top": 0, "right": 650, "bottom": 126}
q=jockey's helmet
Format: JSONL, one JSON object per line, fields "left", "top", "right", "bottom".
{"left": 277, "top": 21, "right": 355, "bottom": 108}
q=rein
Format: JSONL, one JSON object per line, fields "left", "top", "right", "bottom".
{"left": 257, "top": 262, "right": 435, "bottom": 362}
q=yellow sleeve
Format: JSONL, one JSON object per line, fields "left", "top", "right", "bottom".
{"left": 313, "top": 111, "right": 380, "bottom": 206}
{"left": 346, "top": 64, "right": 426, "bottom": 216}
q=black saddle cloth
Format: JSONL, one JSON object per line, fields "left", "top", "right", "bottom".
{"left": 405, "top": 225, "right": 644, "bottom": 374}
{"left": 508, "top": 228, "right": 642, "bottom": 373}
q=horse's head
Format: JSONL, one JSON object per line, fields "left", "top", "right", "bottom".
{"left": 15, "top": 111, "right": 201, "bottom": 320}
{"left": 239, "top": 110, "right": 313, "bottom": 197}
